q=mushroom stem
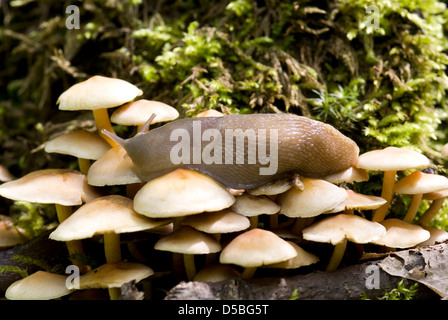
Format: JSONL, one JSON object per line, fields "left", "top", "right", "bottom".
{"left": 241, "top": 267, "right": 257, "bottom": 279}
{"left": 403, "top": 193, "right": 423, "bottom": 223}
{"left": 418, "top": 198, "right": 445, "bottom": 226}
{"left": 55, "top": 204, "right": 87, "bottom": 273}
{"left": 103, "top": 232, "right": 122, "bottom": 300}
{"left": 77, "top": 158, "right": 91, "bottom": 175}
{"left": 93, "top": 108, "right": 117, "bottom": 147}
{"left": 372, "top": 170, "right": 396, "bottom": 222}
{"left": 183, "top": 254, "right": 196, "bottom": 280}
{"left": 325, "top": 239, "right": 347, "bottom": 272}
{"left": 249, "top": 216, "right": 258, "bottom": 229}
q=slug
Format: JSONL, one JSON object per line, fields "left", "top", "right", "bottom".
{"left": 103, "top": 113, "right": 359, "bottom": 190}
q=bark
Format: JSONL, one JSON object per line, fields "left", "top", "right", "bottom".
{"left": 165, "top": 241, "right": 448, "bottom": 300}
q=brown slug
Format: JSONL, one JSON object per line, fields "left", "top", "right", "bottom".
{"left": 103, "top": 113, "right": 359, "bottom": 189}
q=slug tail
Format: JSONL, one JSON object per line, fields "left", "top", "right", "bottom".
{"left": 101, "top": 129, "right": 126, "bottom": 149}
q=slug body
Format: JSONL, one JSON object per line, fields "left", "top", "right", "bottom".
{"left": 114, "top": 114, "right": 359, "bottom": 189}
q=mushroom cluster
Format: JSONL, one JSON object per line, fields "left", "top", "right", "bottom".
{"left": 1, "top": 76, "right": 448, "bottom": 300}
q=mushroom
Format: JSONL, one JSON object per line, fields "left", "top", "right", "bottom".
{"left": 322, "top": 166, "right": 369, "bottom": 184}
{"left": 67, "top": 262, "right": 154, "bottom": 293}
{"left": 0, "top": 169, "right": 101, "bottom": 271}
{"left": 302, "top": 214, "right": 386, "bottom": 271}
{"left": 394, "top": 171, "right": 448, "bottom": 223}
{"left": 44, "top": 130, "right": 111, "bottom": 174}
{"left": 195, "top": 109, "right": 224, "bottom": 118}
{"left": 49, "top": 195, "right": 168, "bottom": 299}
{"left": 0, "top": 165, "right": 14, "bottom": 182}
{"left": 418, "top": 188, "right": 448, "bottom": 226}
{"left": 133, "top": 169, "right": 235, "bottom": 219}
{"left": 265, "top": 241, "right": 319, "bottom": 270}
{"left": 219, "top": 228, "right": 297, "bottom": 279}
{"left": 247, "top": 178, "right": 293, "bottom": 196}
{"left": 193, "top": 263, "right": 241, "bottom": 282}
{"left": 356, "top": 147, "right": 431, "bottom": 222}
{"left": 326, "top": 190, "right": 387, "bottom": 214}
{"left": 417, "top": 226, "right": 448, "bottom": 246}
{"left": 230, "top": 194, "right": 281, "bottom": 229}
{"left": 57, "top": 75, "right": 143, "bottom": 147}
{"left": 111, "top": 99, "right": 179, "bottom": 132}
{"left": 154, "top": 225, "right": 221, "bottom": 280}
{"left": 371, "top": 218, "right": 430, "bottom": 249}
{"left": 5, "top": 271, "right": 73, "bottom": 300}
{"left": 0, "top": 215, "right": 28, "bottom": 248}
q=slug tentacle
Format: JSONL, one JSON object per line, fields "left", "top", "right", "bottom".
{"left": 101, "top": 129, "right": 126, "bottom": 150}
{"left": 139, "top": 113, "right": 157, "bottom": 134}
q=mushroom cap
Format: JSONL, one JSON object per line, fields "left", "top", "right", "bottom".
{"left": 278, "top": 178, "right": 347, "bottom": 218}
{"left": 69, "top": 262, "right": 154, "bottom": 289}
{"left": 57, "top": 75, "right": 143, "bottom": 111}
{"left": 230, "top": 194, "right": 280, "bottom": 217}
{"left": 49, "top": 195, "right": 168, "bottom": 241}
{"left": 154, "top": 226, "right": 221, "bottom": 254}
{"left": 181, "top": 209, "right": 250, "bottom": 234}
{"left": 44, "top": 130, "right": 111, "bottom": 160}
{"left": 0, "top": 165, "right": 14, "bottom": 182}
{"left": 247, "top": 178, "right": 293, "bottom": 196}
{"left": 356, "top": 147, "right": 430, "bottom": 171}
{"left": 133, "top": 169, "right": 235, "bottom": 218}
{"left": 5, "top": 271, "right": 72, "bottom": 300}
{"left": 219, "top": 228, "right": 297, "bottom": 268}
{"left": 0, "top": 169, "right": 100, "bottom": 206}
{"left": 322, "top": 167, "right": 369, "bottom": 184}
{"left": 0, "top": 215, "right": 27, "bottom": 248}
{"left": 394, "top": 171, "right": 448, "bottom": 195}
{"left": 193, "top": 264, "right": 241, "bottom": 282}
{"left": 111, "top": 99, "right": 179, "bottom": 126}
{"left": 418, "top": 226, "right": 448, "bottom": 246}
{"left": 265, "top": 241, "right": 319, "bottom": 269}
{"left": 371, "top": 218, "right": 430, "bottom": 248}
{"left": 422, "top": 188, "right": 448, "bottom": 200}
{"left": 302, "top": 214, "right": 386, "bottom": 245}
{"left": 326, "top": 190, "right": 387, "bottom": 213}
{"left": 87, "top": 146, "right": 143, "bottom": 186}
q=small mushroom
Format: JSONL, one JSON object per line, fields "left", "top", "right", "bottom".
{"left": 230, "top": 194, "right": 280, "bottom": 229}
{"left": 57, "top": 75, "right": 143, "bottom": 147}
{"left": 302, "top": 214, "right": 386, "bottom": 271}
{"left": 193, "top": 263, "right": 241, "bottom": 282}
{"left": 111, "top": 99, "right": 179, "bottom": 131}
{"left": 394, "top": 171, "right": 448, "bottom": 223}
{"left": 195, "top": 109, "right": 224, "bottom": 118}
{"left": 219, "top": 228, "right": 297, "bottom": 279}
{"left": 5, "top": 271, "right": 73, "bottom": 300}
{"left": 417, "top": 226, "right": 448, "bottom": 246}
{"left": 133, "top": 169, "right": 235, "bottom": 218}
{"left": 371, "top": 218, "right": 430, "bottom": 249}
{"left": 356, "top": 147, "right": 430, "bottom": 222}
{"left": 154, "top": 225, "right": 221, "bottom": 280}
{"left": 0, "top": 215, "right": 28, "bottom": 248}
{"left": 45, "top": 130, "right": 111, "bottom": 174}
{"left": 322, "top": 167, "right": 369, "bottom": 184}
{"left": 326, "top": 189, "right": 387, "bottom": 214}
{"left": 265, "top": 241, "right": 319, "bottom": 269}
{"left": 0, "top": 165, "right": 14, "bottom": 182}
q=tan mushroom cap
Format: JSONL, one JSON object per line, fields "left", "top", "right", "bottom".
{"left": 181, "top": 209, "right": 250, "bottom": 234}
{"left": 265, "top": 241, "right": 319, "bottom": 269}
{"left": 0, "top": 215, "right": 27, "bottom": 248}
{"left": 356, "top": 147, "right": 430, "bottom": 171}
{"left": 230, "top": 194, "right": 280, "bottom": 217}
{"left": 0, "top": 165, "right": 14, "bottom": 182}
{"left": 87, "top": 146, "right": 143, "bottom": 186}
{"left": 193, "top": 264, "right": 241, "bottom": 282}
{"left": 394, "top": 171, "right": 448, "bottom": 195}
{"left": 302, "top": 214, "right": 386, "bottom": 245}
{"left": 49, "top": 195, "right": 168, "bottom": 241}
{"left": 372, "top": 218, "right": 430, "bottom": 248}
{"left": 68, "top": 262, "right": 154, "bottom": 290}
{"left": 327, "top": 190, "right": 387, "bottom": 213}
{"left": 195, "top": 109, "right": 224, "bottom": 118}
{"left": 45, "top": 130, "right": 111, "bottom": 160}
{"left": 57, "top": 75, "right": 143, "bottom": 111}
{"left": 418, "top": 226, "right": 448, "bottom": 246}
{"left": 133, "top": 169, "right": 235, "bottom": 218}
{"left": 154, "top": 226, "right": 221, "bottom": 254}
{"left": 423, "top": 188, "right": 448, "bottom": 200}
{"left": 247, "top": 178, "right": 293, "bottom": 196}
{"left": 219, "top": 228, "right": 297, "bottom": 268}
{"left": 111, "top": 99, "right": 179, "bottom": 126}
{"left": 322, "top": 167, "right": 369, "bottom": 184}
{"left": 0, "top": 169, "right": 100, "bottom": 206}
{"left": 5, "top": 271, "right": 72, "bottom": 300}
{"left": 278, "top": 178, "right": 347, "bottom": 218}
